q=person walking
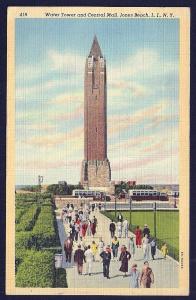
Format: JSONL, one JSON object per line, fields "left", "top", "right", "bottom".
{"left": 79, "top": 221, "right": 83, "bottom": 241}
{"left": 82, "top": 221, "right": 88, "bottom": 238}
{"left": 135, "top": 225, "right": 142, "bottom": 248}
{"left": 69, "top": 221, "right": 76, "bottom": 241}
{"left": 140, "top": 261, "right": 154, "bottom": 288}
{"left": 74, "top": 245, "right": 85, "bottom": 275}
{"left": 74, "top": 221, "right": 80, "bottom": 242}
{"left": 91, "top": 241, "right": 98, "bottom": 261}
{"left": 161, "top": 243, "right": 168, "bottom": 259}
{"left": 111, "top": 236, "right": 120, "bottom": 260}
{"left": 143, "top": 224, "right": 150, "bottom": 238}
{"left": 117, "top": 221, "right": 122, "bottom": 238}
{"left": 128, "top": 236, "right": 136, "bottom": 259}
{"left": 84, "top": 245, "right": 94, "bottom": 276}
{"left": 98, "top": 237, "right": 105, "bottom": 257}
{"left": 129, "top": 264, "right": 140, "bottom": 288}
{"left": 68, "top": 210, "right": 72, "bottom": 223}
{"left": 142, "top": 234, "right": 150, "bottom": 261}
{"left": 92, "top": 215, "right": 98, "bottom": 227}
{"left": 119, "top": 246, "right": 131, "bottom": 277}
{"left": 123, "top": 219, "right": 129, "bottom": 238}
{"left": 86, "top": 220, "right": 92, "bottom": 236}
{"left": 91, "top": 203, "right": 95, "bottom": 212}
{"left": 91, "top": 220, "right": 96, "bottom": 237}
{"left": 64, "top": 236, "right": 73, "bottom": 263}
{"left": 109, "top": 220, "right": 116, "bottom": 238}
{"left": 117, "top": 212, "right": 123, "bottom": 223}
{"left": 100, "top": 246, "right": 112, "bottom": 279}
{"left": 150, "top": 238, "right": 157, "bottom": 260}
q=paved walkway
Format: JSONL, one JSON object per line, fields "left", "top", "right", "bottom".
{"left": 56, "top": 209, "right": 179, "bottom": 288}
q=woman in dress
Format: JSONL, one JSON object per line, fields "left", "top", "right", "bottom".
{"left": 134, "top": 225, "right": 142, "bottom": 248}
{"left": 117, "top": 221, "right": 122, "bottom": 238}
{"left": 119, "top": 246, "right": 131, "bottom": 277}
{"left": 142, "top": 234, "right": 150, "bottom": 261}
{"left": 129, "top": 264, "right": 140, "bottom": 288}
{"left": 86, "top": 220, "right": 92, "bottom": 236}
{"left": 82, "top": 221, "right": 88, "bottom": 238}
{"left": 140, "top": 261, "right": 154, "bottom": 288}
{"left": 91, "top": 220, "right": 96, "bottom": 237}
{"left": 128, "top": 236, "right": 136, "bottom": 259}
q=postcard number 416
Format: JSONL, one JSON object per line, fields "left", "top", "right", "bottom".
{"left": 19, "top": 12, "right": 28, "bottom": 17}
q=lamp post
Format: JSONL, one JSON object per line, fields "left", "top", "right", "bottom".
{"left": 129, "top": 196, "right": 132, "bottom": 229}
{"left": 115, "top": 196, "right": 117, "bottom": 218}
{"left": 38, "top": 175, "right": 43, "bottom": 192}
{"left": 153, "top": 201, "right": 157, "bottom": 238}
{"left": 104, "top": 193, "right": 106, "bottom": 211}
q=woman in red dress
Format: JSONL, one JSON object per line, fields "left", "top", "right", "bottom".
{"left": 91, "top": 221, "right": 96, "bottom": 237}
{"left": 135, "top": 225, "right": 142, "bottom": 248}
{"left": 82, "top": 222, "right": 88, "bottom": 238}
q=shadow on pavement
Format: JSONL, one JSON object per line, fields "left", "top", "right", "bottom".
{"left": 92, "top": 271, "right": 104, "bottom": 275}
{"left": 110, "top": 274, "right": 124, "bottom": 279}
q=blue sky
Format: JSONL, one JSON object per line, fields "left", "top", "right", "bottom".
{"left": 15, "top": 18, "right": 179, "bottom": 185}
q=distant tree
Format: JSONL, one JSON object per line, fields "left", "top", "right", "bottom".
{"left": 46, "top": 184, "right": 59, "bottom": 195}
{"left": 21, "top": 185, "right": 40, "bottom": 192}
{"left": 115, "top": 182, "right": 153, "bottom": 195}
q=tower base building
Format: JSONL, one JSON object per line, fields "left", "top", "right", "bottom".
{"left": 81, "top": 159, "right": 114, "bottom": 193}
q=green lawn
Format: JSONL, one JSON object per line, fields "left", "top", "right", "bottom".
{"left": 103, "top": 210, "right": 179, "bottom": 259}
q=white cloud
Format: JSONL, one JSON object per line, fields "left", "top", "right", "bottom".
{"left": 48, "top": 50, "right": 85, "bottom": 74}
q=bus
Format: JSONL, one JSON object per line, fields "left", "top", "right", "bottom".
{"left": 72, "top": 190, "right": 111, "bottom": 201}
{"left": 128, "top": 190, "right": 168, "bottom": 201}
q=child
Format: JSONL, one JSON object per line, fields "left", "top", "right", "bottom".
{"left": 91, "top": 241, "right": 98, "bottom": 261}
{"left": 161, "top": 243, "right": 168, "bottom": 259}
{"left": 150, "top": 238, "right": 157, "bottom": 260}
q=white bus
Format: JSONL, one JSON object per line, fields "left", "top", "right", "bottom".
{"left": 128, "top": 190, "right": 168, "bottom": 201}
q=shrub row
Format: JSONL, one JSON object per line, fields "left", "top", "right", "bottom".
{"left": 15, "top": 204, "right": 60, "bottom": 252}
{"left": 16, "top": 205, "right": 41, "bottom": 232}
{"left": 101, "top": 210, "right": 179, "bottom": 261}
{"left": 32, "top": 205, "right": 60, "bottom": 249}
{"left": 16, "top": 192, "right": 52, "bottom": 202}
{"left": 15, "top": 208, "right": 27, "bottom": 224}
{"left": 54, "top": 268, "right": 68, "bottom": 287}
{"left": 15, "top": 197, "right": 66, "bottom": 287}
{"left": 16, "top": 250, "right": 55, "bottom": 287}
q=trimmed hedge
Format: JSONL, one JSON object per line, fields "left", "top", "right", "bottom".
{"left": 16, "top": 250, "right": 55, "bottom": 287}
{"left": 15, "top": 195, "right": 66, "bottom": 287}
{"left": 55, "top": 268, "right": 68, "bottom": 287}
{"left": 15, "top": 248, "right": 27, "bottom": 273}
{"left": 15, "top": 231, "right": 35, "bottom": 250}
{"left": 32, "top": 205, "right": 60, "bottom": 249}
{"left": 101, "top": 210, "right": 179, "bottom": 261}
{"left": 15, "top": 208, "right": 26, "bottom": 224}
{"left": 16, "top": 205, "right": 41, "bottom": 232}
{"left": 15, "top": 205, "right": 60, "bottom": 251}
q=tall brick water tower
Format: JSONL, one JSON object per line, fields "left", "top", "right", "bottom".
{"left": 81, "top": 36, "right": 113, "bottom": 193}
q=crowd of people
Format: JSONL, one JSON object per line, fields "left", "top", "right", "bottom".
{"left": 61, "top": 203, "right": 98, "bottom": 241}
{"left": 61, "top": 205, "right": 168, "bottom": 288}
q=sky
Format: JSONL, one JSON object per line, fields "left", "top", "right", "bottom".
{"left": 15, "top": 18, "right": 179, "bottom": 185}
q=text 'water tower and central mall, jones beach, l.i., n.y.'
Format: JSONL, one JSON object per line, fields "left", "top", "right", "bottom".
{"left": 80, "top": 36, "right": 115, "bottom": 194}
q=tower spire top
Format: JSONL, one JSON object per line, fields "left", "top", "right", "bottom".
{"left": 89, "top": 35, "right": 103, "bottom": 57}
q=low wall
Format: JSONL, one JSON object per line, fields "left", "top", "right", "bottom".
{"left": 54, "top": 196, "right": 93, "bottom": 208}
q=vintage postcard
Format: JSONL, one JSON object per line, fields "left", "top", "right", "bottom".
{"left": 6, "top": 7, "right": 190, "bottom": 295}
